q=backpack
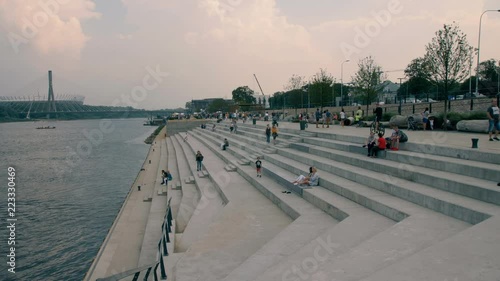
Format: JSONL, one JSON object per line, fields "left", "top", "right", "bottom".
{"left": 399, "top": 131, "right": 408, "bottom": 143}
{"left": 167, "top": 173, "right": 173, "bottom": 181}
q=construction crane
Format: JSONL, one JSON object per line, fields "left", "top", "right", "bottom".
{"left": 253, "top": 74, "right": 266, "bottom": 96}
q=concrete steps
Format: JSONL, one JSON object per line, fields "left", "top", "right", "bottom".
{"left": 215, "top": 124, "right": 500, "bottom": 224}
{"left": 299, "top": 133, "right": 500, "bottom": 183}
{"left": 138, "top": 139, "right": 170, "bottom": 267}
{"left": 360, "top": 216, "right": 500, "bottom": 281}
{"left": 172, "top": 133, "right": 226, "bottom": 254}
{"left": 199, "top": 127, "right": 454, "bottom": 216}
{"left": 170, "top": 134, "right": 200, "bottom": 234}
{"left": 275, "top": 148, "right": 496, "bottom": 224}
{"left": 171, "top": 131, "right": 293, "bottom": 281}
{"left": 166, "top": 137, "right": 182, "bottom": 219}
{"left": 268, "top": 211, "right": 468, "bottom": 281}
{"left": 291, "top": 141, "right": 500, "bottom": 206}
{"left": 188, "top": 130, "right": 400, "bottom": 281}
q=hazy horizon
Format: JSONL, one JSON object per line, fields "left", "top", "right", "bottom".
{"left": 1, "top": 0, "right": 499, "bottom": 110}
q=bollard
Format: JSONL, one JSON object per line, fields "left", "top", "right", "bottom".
{"left": 149, "top": 160, "right": 151, "bottom": 164}
{"left": 138, "top": 185, "right": 141, "bottom": 191}
{"left": 471, "top": 138, "right": 479, "bottom": 149}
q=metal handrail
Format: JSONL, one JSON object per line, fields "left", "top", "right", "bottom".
{"left": 96, "top": 198, "right": 173, "bottom": 281}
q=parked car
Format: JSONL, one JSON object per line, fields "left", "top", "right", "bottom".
{"left": 421, "top": 98, "right": 437, "bottom": 103}
{"left": 404, "top": 98, "right": 422, "bottom": 103}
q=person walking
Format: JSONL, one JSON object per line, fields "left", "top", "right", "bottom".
{"left": 271, "top": 124, "right": 278, "bottom": 145}
{"left": 315, "top": 108, "right": 322, "bottom": 128}
{"left": 265, "top": 124, "right": 271, "bottom": 144}
{"left": 422, "top": 107, "right": 429, "bottom": 131}
{"left": 324, "top": 110, "right": 332, "bottom": 128}
{"left": 340, "top": 108, "right": 346, "bottom": 128}
{"left": 374, "top": 102, "right": 383, "bottom": 131}
{"left": 487, "top": 99, "right": 500, "bottom": 141}
{"left": 255, "top": 157, "right": 262, "bottom": 177}
{"left": 195, "top": 151, "right": 204, "bottom": 171}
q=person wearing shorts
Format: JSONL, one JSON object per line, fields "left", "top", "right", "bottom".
{"left": 255, "top": 157, "right": 262, "bottom": 177}
{"left": 487, "top": 99, "right": 500, "bottom": 141}
{"left": 315, "top": 108, "right": 322, "bottom": 128}
{"left": 422, "top": 107, "right": 429, "bottom": 130}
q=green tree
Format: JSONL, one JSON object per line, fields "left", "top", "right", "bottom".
{"left": 232, "top": 86, "right": 256, "bottom": 105}
{"left": 477, "top": 59, "right": 500, "bottom": 96}
{"left": 284, "top": 74, "right": 306, "bottom": 91}
{"left": 424, "top": 22, "right": 473, "bottom": 128}
{"left": 207, "top": 99, "right": 229, "bottom": 113}
{"left": 403, "top": 57, "right": 434, "bottom": 99}
{"left": 309, "top": 68, "right": 334, "bottom": 109}
{"left": 258, "top": 96, "right": 262, "bottom": 105}
{"left": 424, "top": 23, "right": 473, "bottom": 100}
{"left": 351, "top": 56, "right": 385, "bottom": 105}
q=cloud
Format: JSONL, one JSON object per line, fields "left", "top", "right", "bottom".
{"left": 0, "top": 0, "right": 100, "bottom": 58}
{"left": 117, "top": 33, "right": 133, "bottom": 40}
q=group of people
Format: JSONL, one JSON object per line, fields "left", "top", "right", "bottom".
{"left": 309, "top": 106, "right": 365, "bottom": 129}
{"left": 363, "top": 125, "right": 408, "bottom": 157}
{"left": 265, "top": 124, "right": 279, "bottom": 144}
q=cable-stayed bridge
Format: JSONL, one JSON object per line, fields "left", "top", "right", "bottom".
{"left": 0, "top": 71, "right": 157, "bottom": 119}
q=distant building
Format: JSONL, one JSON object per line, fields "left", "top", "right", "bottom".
{"left": 253, "top": 93, "right": 270, "bottom": 109}
{"left": 380, "top": 80, "right": 400, "bottom": 102}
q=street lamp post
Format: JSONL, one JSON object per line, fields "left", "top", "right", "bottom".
{"left": 476, "top": 9, "right": 500, "bottom": 95}
{"left": 331, "top": 81, "right": 335, "bottom": 107}
{"left": 341, "top": 60, "right": 350, "bottom": 107}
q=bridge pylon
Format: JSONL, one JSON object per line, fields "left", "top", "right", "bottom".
{"left": 47, "top": 70, "right": 57, "bottom": 118}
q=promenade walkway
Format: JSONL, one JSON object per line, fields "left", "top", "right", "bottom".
{"left": 84, "top": 128, "right": 166, "bottom": 281}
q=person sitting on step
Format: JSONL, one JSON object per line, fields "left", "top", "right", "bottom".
{"left": 291, "top": 167, "right": 319, "bottom": 186}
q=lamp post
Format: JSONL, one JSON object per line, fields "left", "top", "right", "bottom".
{"left": 476, "top": 9, "right": 500, "bottom": 95}
{"left": 331, "top": 81, "right": 335, "bottom": 107}
{"left": 341, "top": 60, "right": 350, "bottom": 106}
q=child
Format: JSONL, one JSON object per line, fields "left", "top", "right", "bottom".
{"left": 271, "top": 124, "right": 278, "bottom": 145}
{"left": 362, "top": 132, "right": 376, "bottom": 157}
{"left": 371, "top": 133, "right": 386, "bottom": 158}
{"left": 255, "top": 157, "right": 262, "bottom": 178}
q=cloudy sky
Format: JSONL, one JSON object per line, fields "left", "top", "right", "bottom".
{"left": 0, "top": 0, "right": 499, "bottom": 109}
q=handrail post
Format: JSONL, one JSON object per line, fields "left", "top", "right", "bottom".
{"left": 159, "top": 256, "right": 167, "bottom": 279}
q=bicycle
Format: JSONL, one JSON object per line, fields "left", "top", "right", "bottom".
{"left": 370, "top": 120, "right": 385, "bottom": 136}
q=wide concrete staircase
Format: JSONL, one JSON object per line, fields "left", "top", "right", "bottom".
{"left": 155, "top": 119, "right": 500, "bottom": 281}
{"left": 87, "top": 120, "right": 500, "bottom": 281}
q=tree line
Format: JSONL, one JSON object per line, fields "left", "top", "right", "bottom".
{"left": 197, "top": 23, "right": 499, "bottom": 113}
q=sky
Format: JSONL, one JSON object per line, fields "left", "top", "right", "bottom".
{"left": 0, "top": 0, "right": 499, "bottom": 109}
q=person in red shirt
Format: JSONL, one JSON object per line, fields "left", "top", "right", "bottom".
{"left": 370, "top": 133, "right": 386, "bottom": 158}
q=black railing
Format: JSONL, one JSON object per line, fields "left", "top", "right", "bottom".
{"left": 96, "top": 198, "right": 173, "bottom": 281}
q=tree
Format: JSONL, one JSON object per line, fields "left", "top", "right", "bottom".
{"left": 232, "top": 86, "right": 256, "bottom": 105}
{"left": 351, "top": 56, "right": 386, "bottom": 105}
{"left": 185, "top": 101, "right": 192, "bottom": 110}
{"left": 403, "top": 57, "right": 434, "bottom": 99}
{"left": 309, "top": 68, "right": 334, "bottom": 109}
{"left": 477, "top": 59, "right": 500, "bottom": 96}
{"left": 424, "top": 23, "right": 473, "bottom": 101}
{"left": 284, "top": 74, "right": 307, "bottom": 91}
{"left": 206, "top": 99, "right": 229, "bottom": 113}
{"left": 424, "top": 22, "right": 473, "bottom": 128}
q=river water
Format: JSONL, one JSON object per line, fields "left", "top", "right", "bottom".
{"left": 0, "top": 119, "right": 154, "bottom": 281}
